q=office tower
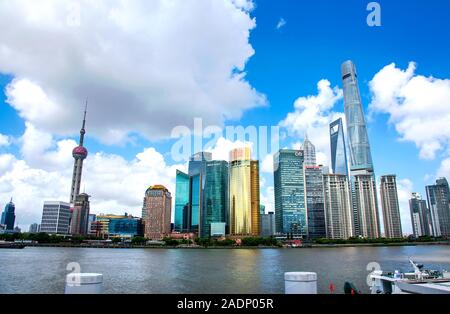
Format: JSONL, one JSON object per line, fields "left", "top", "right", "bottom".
{"left": 380, "top": 175, "right": 403, "bottom": 238}
{"left": 274, "top": 149, "right": 307, "bottom": 237}
{"left": 174, "top": 170, "right": 190, "bottom": 232}
{"left": 28, "top": 223, "right": 40, "bottom": 233}
{"left": 353, "top": 175, "right": 381, "bottom": 238}
{"left": 100, "top": 214, "right": 144, "bottom": 239}
{"left": 330, "top": 118, "right": 349, "bottom": 176}
{"left": 70, "top": 102, "right": 89, "bottom": 205}
{"left": 188, "top": 152, "right": 211, "bottom": 233}
{"left": 229, "top": 147, "right": 260, "bottom": 236}
{"left": 1, "top": 198, "right": 16, "bottom": 230}
{"left": 409, "top": 193, "right": 432, "bottom": 237}
{"left": 143, "top": 185, "right": 172, "bottom": 240}
{"left": 70, "top": 193, "right": 90, "bottom": 235}
{"left": 304, "top": 166, "right": 326, "bottom": 239}
{"left": 201, "top": 160, "right": 229, "bottom": 238}
{"left": 342, "top": 60, "right": 380, "bottom": 238}
{"left": 261, "top": 212, "right": 276, "bottom": 237}
{"left": 426, "top": 178, "right": 450, "bottom": 237}
{"left": 303, "top": 134, "right": 317, "bottom": 166}
{"left": 40, "top": 201, "right": 71, "bottom": 234}
{"left": 323, "top": 174, "right": 353, "bottom": 239}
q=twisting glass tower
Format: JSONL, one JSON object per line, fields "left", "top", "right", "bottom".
{"left": 342, "top": 61, "right": 380, "bottom": 238}
{"left": 70, "top": 101, "right": 88, "bottom": 205}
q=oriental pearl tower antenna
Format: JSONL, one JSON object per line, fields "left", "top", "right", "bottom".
{"left": 70, "top": 100, "right": 89, "bottom": 205}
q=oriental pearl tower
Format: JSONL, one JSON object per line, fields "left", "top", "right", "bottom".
{"left": 70, "top": 101, "right": 88, "bottom": 205}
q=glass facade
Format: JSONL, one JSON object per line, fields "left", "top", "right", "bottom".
{"left": 304, "top": 166, "right": 326, "bottom": 239}
{"left": 201, "top": 160, "right": 229, "bottom": 238}
{"left": 229, "top": 147, "right": 260, "bottom": 236}
{"left": 330, "top": 118, "right": 349, "bottom": 176}
{"left": 341, "top": 60, "right": 373, "bottom": 172}
{"left": 40, "top": 202, "right": 71, "bottom": 234}
{"left": 1, "top": 199, "right": 15, "bottom": 230}
{"left": 175, "top": 170, "right": 190, "bottom": 232}
{"left": 274, "top": 149, "right": 307, "bottom": 237}
{"left": 109, "top": 217, "right": 142, "bottom": 237}
{"left": 303, "top": 135, "right": 316, "bottom": 166}
{"left": 426, "top": 178, "right": 450, "bottom": 237}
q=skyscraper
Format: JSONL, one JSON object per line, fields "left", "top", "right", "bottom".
{"left": 409, "top": 192, "right": 432, "bottom": 238}
{"left": 174, "top": 170, "right": 190, "bottom": 232}
{"left": 70, "top": 193, "right": 90, "bottom": 235}
{"left": 70, "top": 102, "right": 88, "bottom": 205}
{"left": 274, "top": 149, "right": 307, "bottom": 237}
{"left": 342, "top": 61, "right": 373, "bottom": 173}
{"left": 260, "top": 212, "right": 276, "bottom": 237}
{"left": 40, "top": 201, "right": 71, "bottom": 234}
{"left": 304, "top": 166, "right": 326, "bottom": 239}
{"left": 188, "top": 152, "right": 211, "bottom": 233}
{"left": 229, "top": 147, "right": 260, "bottom": 236}
{"left": 143, "top": 185, "right": 172, "bottom": 240}
{"left": 353, "top": 175, "right": 381, "bottom": 238}
{"left": 28, "top": 223, "right": 40, "bottom": 234}
{"left": 380, "top": 175, "right": 403, "bottom": 238}
{"left": 201, "top": 160, "right": 229, "bottom": 238}
{"left": 323, "top": 174, "right": 353, "bottom": 239}
{"left": 330, "top": 118, "right": 348, "bottom": 176}
{"left": 342, "top": 60, "right": 380, "bottom": 238}
{"left": 303, "top": 134, "right": 316, "bottom": 166}
{"left": 1, "top": 198, "right": 16, "bottom": 230}
{"left": 426, "top": 178, "right": 450, "bottom": 237}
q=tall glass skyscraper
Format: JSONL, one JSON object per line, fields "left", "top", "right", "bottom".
{"left": 303, "top": 134, "right": 316, "bottom": 167}
{"left": 330, "top": 118, "right": 348, "bottom": 176}
{"left": 342, "top": 61, "right": 373, "bottom": 173}
{"left": 229, "top": 147, "right": 260, "bottom": 236}
{"left": 201, "top": 160, "right": 229, "bottom": 238}
{"left": 274, "top": 149, "right": 307, "bottom": 237}
{"left": 1, "top": 198, "right": 16, "bottom": 230}
{"left": 304, "top": 166, "right": 326, "bottom": 239}
{"left": 174, "top": 170, "right": 190, "bottom": 232}
{"left": 426, "top": 178, "right": 450, "bottom": 237}
{"left": 342, "top": 60, "right": 380, "bottom": 238}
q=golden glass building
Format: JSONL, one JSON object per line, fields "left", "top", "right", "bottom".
{"left": 229, "top": 147, "right": 260, "bottom": 236}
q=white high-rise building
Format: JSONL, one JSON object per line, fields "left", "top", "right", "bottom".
{"left": 40, "top": 201, "right": 71, "bottom": 235}
{"left": 303, "top": 134, "right": 316, "bottom": 167}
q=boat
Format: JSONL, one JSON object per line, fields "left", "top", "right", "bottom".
{"left": 370, "top": 259, "right": 450, "bottom": 294}
{"left": 0, "top": 242, "right": 26, "bottom": 249}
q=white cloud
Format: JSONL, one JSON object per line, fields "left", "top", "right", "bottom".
{"left": 438, "top": 158, "right": 450, "bottom": 180}
{"left": 0, "top": 134, "right": 10, "bottom": 147}
{"left": 369, "top": 62, "right": 450, "bottom": 160}
{"left": 0, "top": 0, "right": 265, "bottom": 144}
{"left": 279, "top": 79, "right": 344, "bottom": 168}
{"left": 205, "top": 136, "right": 254, "bottom": 161}
{"left": 276, "top": 18, "right": 286, "bottom": 30}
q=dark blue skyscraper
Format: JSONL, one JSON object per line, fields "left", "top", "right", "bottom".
{"left": 174, "top": 170, "right": 190, "bottom": 232}
{"left": 330, "top": 118, "right": 348, "bottom": 176}
{"left": 201, "top": 160, "right": 229, "bottom": 238}
{"left": 274, "top": 149, "right": 307, "bottom": 237}
{"left": 1, "top": 198, "right": 16, "bottom": 230}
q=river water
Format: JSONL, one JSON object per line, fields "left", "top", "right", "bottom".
{"left": 1, "top": 245, "right": 449, "bottom": 294}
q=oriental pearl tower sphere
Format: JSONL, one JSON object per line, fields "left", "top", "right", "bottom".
{"left": 70, "top": 101, "right": 89, "bottom": 205}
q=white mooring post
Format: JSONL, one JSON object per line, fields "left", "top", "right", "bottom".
{"left": 65, "top": 273, "right": 104, "bottom": 294}
{"left": 284, "top": 272, "right": 317, "bottom": 294}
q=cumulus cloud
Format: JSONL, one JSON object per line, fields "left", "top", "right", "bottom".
{"left": 0, "top": 0, "right": 265, "bottom": 145}
{"left": 279, "top": 79, "right": 344, "bottom": 168}
{"left": 438, "top": 158, "right": 450, "bottom": 180}
{"left": 369, "top": 62, "right": 450, "bottom": 160}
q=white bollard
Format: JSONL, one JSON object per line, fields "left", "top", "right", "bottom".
{"left": 65, "top": 273, "right": 104, "bottom": 294}
{"left": 285, "top": 272, "right": 317, "bottom": 294}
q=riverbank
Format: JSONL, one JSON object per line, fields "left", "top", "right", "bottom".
{"left": 16, "top": 241, "right": 450, "bottom": 249}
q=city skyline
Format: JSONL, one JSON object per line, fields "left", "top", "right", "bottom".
{"left": 1, "top": 1, "right": 450, "bottom": 236}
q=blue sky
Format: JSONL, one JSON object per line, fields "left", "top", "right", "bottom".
{"left": 1, "top": 0, "right": 450, "bottom": 233}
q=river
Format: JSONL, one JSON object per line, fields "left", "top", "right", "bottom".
{"left": 1, "top": 245, "right": 449, "bottom": 294}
